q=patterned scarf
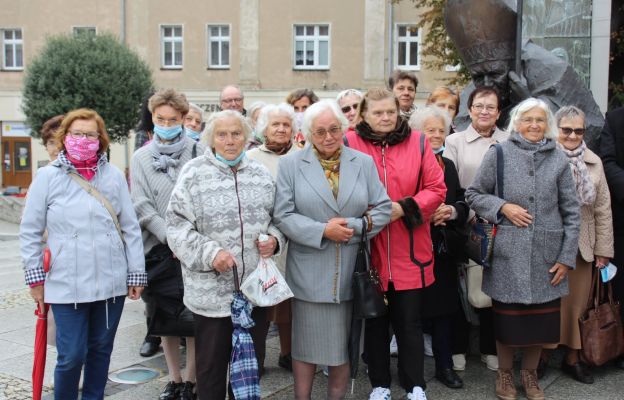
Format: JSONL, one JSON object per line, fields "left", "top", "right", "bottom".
{"left": 313, "top": 146, "right": 341, "bottom": 199}
{"left": 149, "top": 134, "right": 186, "bottom": 180}
{"left": 556, "top": 141, "right": 596, "bottom": 205}
{"left": 58, "top": 151, "right": 103, "bottom": 181}
{"left": 355, "top": 117, "right": 412, "bottom": 146}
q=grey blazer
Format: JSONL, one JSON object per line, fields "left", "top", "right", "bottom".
{"left": 274, "top": 145, "right": 392, "bottom": 304}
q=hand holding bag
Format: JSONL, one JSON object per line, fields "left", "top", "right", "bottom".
{"left": 579, "top": 269, "right": 624, "bottom": 366}
{"left": 352, "top": 217, "right": 388, "bottom": 319}
{"left": 241, "top": 257, "right": 294, "bottom": 307}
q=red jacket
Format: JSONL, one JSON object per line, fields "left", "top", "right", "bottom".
{"left": 345, "top": 130, "right": 446, "bottom": 290}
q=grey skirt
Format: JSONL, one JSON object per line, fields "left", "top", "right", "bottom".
{"left": 291, "top": 298, "right": 352, "bottom": 366}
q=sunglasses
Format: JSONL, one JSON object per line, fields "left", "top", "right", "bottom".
{"left": 559, "top": 127, "right": 585, "bottom": 136}
{"left": 341, "top": 103, "right": 359, "bottom": 114}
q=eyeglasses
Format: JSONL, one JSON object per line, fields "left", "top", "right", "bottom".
{"left": 471, "top": 104, "right": 498, "bottom": 113}
{"left": 520, "top": 117, "right": 547, "bottom": 125}
{"left": 341, "top": 103, "right": 359, "bottom": 114}
{"left": 559, "top": 127, "right": 585, "bottom": 136}
{"left": 215, "top": 131, "right": 244, "bottom": 141}
{"left": 312, "top": 126, "right": 343, "bottom": 138}
{"left": 155, "top": 116, "right": 181, "bottom": 126}
{"left": 221, "top": 97, "right": 243, "bottom": 104}
{"left": 69, "top": 131, "right": 99, "bottom": 140}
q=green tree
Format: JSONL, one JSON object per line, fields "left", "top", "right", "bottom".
{"left": 394, "top": 0, "right": 470, "bottom": 85}
{"left": 22, "top": 33, "right": 153, "bottom": 142}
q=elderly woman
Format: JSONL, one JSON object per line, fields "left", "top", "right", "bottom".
{"left": 465, "top": 98, "right": 581, "bottom": 400}
{"left": 540, "top": 106, "right": 613, "bottom": 384}
{"left": 248, "top": 103, "right": 298, "bottom": 372}
{"left": 443, "top": 86, "right": 508, "bottom": 373}
{"left": 274, "top": 100, "right": 391, "bottom": 400}
{"left": 426, "top": 86, "right": 460, "bottom": 132}
{"left": 345, "top": 88, "right": 446, "bottom": 400}
{"left": 20, "top": 108, "right": 145, "bottom": 400}
{"left": 166, "top": 110, "right": 285, "bottom": 399}
{"left": 246, "top": 101, "right": 267, "bottom": 149}
{"left": 336, "top": 89, "right": 363, "bottom": 129}
{"left": 409, "top": 107, "right": 468, "bottom": 390}
{"left": 183, "top": 102, "right": 204, "bottom": 142}
{"left": 131, "top": 89, "right": 204, "bottom": 400}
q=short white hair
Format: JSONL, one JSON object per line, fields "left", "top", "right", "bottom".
{"left": 188, "top": 103, "right": 204, "bottom": 120}
{"left": 409, "top": 106, "right": 451, "bottom": 136}
{"left": 255, "top": 103, "right": 296, "bottom": 138}
{"left": 336, "top": 89, "right": 363, "bottom": 103}
{"left": 202, "top": 110, "right": 252, "bottom": 146}
{"left": 507, "top": 97, "right": 558, "bottom": 140}
{"left": 302, "top": 100, "right": 349, "bottom": 142}
{"left": 246, "top": 101, "right": 267, "bottom": 126}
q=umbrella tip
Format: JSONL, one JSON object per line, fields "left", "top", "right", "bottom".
{"left": 351, "top": 379, "right": 355, "bottom": 394}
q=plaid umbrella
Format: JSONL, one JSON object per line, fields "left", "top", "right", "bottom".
{"left": 229, "top": 264, "right": 261, "bottom": 400}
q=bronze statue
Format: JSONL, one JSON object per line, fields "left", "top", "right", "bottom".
{"left": 445, "top": 0, "right": 603, "bottom": 148}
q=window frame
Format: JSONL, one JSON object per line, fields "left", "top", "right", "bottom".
{"left": 206, "top": 23, "right": 231, "bottom": 70}
{"left": 2, "top": 28, "right": 24, "bottom": 71}
{"left": 160, "top": 24, "right": 184, "bottom": 70}
{"left": 72, "top": 26, "right": 97, "bottom": 37}
{"left": 292, "top": 23, "right": 331, "bottom": 71}
{"left": 394, "top": 23, "right": 421, "bottom": 71}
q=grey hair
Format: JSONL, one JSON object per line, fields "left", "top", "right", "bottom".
{"left": 409, "top": 106, "right": 451, "bottom": 136}
{"left": 188, "top": 103, "right": 204, "bottom": 119}
{"left": 302, "top": 100, "right": 349, "bottom": 142}
{"left": 554, "top": 105, "right": 586, "bottom": 127}
{"left": 255, "top": 103, "right": 296, "bottom": 139}
{"left": 218, "top": 84, "right": 244, "bottom": 102}
{"left": 202, "top": 110, "right": 252, "bottom": 146}
{"left": 336, "top": 89, "right": 363, "bottom": 103}
{"left": 246, "top": 101, "right": 267, "bottom": 127}
{"left": 507, "top": 97, "right": 558, "bottom": 140}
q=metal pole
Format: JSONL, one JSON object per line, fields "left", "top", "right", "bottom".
{"left": 515, "top": 0, "right": 523, "bottom": 73}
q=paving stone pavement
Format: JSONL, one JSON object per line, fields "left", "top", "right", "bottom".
{"left": 2, "top": 223, "right": 624, "bottom": 399}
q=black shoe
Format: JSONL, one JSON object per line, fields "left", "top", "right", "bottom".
{"left": 615, "top": 356, "right": 624, "bottom": 370}
{"left": 435, "top": 368, "right": 463, "bottom": 389}
{"left": 561, "top": 360, "right": 594, "bottom": 384}
{"left": 159, "top": 381, "right": 181, "bottom": 400}
{"left": 179, "top": 381, "right": 196, "bottom": 400}
{"left": 537, "top": 357, "right": 548, "bottom": 379}
{"left": 139, "top": 340, "right": 160, "bottom": 357}
{"left": 278, "top": 353, "right": 293, "bottom": 371}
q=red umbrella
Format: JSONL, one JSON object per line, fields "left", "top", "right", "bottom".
{"left": 33, "top": 248, "right": 51, "bottom": 400}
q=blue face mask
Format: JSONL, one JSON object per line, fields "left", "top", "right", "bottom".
{"left": 154, "top": 124, "right": 182, "bottom": 140}
{"left": 433, "top": 145, "right": 445, "bottom": 154}
{"left": 215, "top": 150, "right": 246, "bottom": 167}
{"left": 185, "top": 127, "right": 201, "bottom": 141}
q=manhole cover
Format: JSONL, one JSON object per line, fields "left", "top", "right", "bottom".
{"left": 109, "top": 367, "right": 160, "bottom": 384}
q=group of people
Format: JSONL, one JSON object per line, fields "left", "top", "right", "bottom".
{"left": 19, "top": 67, "right": 624, "bottom": 400}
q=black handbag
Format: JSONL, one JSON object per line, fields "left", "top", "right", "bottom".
{"left": 352, "top": 217, "right": 388, "bottom": 319}
{"left": 143, "top": 244, "right": 195, "bottom": 337}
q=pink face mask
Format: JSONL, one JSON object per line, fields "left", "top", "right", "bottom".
{"left": 64, "top": 136, "right": 100, "bottom": 161}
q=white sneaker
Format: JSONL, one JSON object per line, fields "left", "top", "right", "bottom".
{"left": 389, "top": 335, "right": 398, "bottom": 357}
{"left": 452, "top": 354, "right": 466, "bottom": 371}
{"left": 481, "top": 354, "right": 499, "bottom": 371}
{"left": 423, "top": 333, "right": 433, "bottom": 357}
{"left": 369, "top": 386, "right": 391, "bottom": 400}
{"left": 406, "top": 386, "right": 427, "bottom": 400}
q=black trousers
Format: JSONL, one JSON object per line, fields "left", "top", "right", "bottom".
{"left": 612, "top": 235, "right": 624, "bottom": 321}
{"left": 364, "top": 282, "right": 425, "bottom": 391}
{"left": 194, "top": 307, "right": 267, "bottom": 400}
{"left": 451, "top": 303, "right": 497, "bottom": 355}
{"left": 430, "top": 315, "right": 453, "bottom": 370}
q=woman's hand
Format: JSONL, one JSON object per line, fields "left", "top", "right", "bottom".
{"left": 431, "top": 204, "right": 453, "bottom": 226}
{"left": 390, "top": 202, "right": 405, "bottom": 222}
{"left": 501, "top": 203, "right": 533, "bottom": 227}
{"left": 595, "top": 256, "right": 610, "bottom": 268}
{"left": 30, "top": 285, "right": 45, "bottom": 312}
{"left": 212, "top": 250, "right": 237, "bottom": 272}
{"left": 256, "top": 236, "right": 277, "bottom": 258}
{"left": 127, "top": 286, "right": 144, "bottom": 300}
{"left": 549, "top": 262, "right": 569, "bottom": 286}
{"left": 323, "top": 218, "right": 354, "bottom": 243}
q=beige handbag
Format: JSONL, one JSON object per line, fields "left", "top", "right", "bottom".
{"left": 465, "top": 262, "right": 492, "bottom": 308}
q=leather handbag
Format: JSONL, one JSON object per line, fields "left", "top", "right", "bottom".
{"left": 352, "top": 217, "right": 388, "bottom": 319}
{"left": 579, "top": 269, "right": 624, "bottom": 366}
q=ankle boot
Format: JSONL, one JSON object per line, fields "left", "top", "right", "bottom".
{"left": 495, "top": 369, "right": 517, "bottom": 400}
{"left": 520, "top": 369, "right": 545, "bottom": 400}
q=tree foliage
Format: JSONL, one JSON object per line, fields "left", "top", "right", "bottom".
{"left": 22, "top": 33, "right": 153, "bottom": 142}
{"left": 394, "top": 0, "right": 470, "bottom": 86}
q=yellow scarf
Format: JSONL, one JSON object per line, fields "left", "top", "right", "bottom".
{"left": 313, "top": 147, "right": 341, "bottom": 199}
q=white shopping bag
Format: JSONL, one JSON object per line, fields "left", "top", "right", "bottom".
{"left": 241, "top": 257, "right": 294, "bottom": 307}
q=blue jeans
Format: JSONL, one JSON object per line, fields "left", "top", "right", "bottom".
{"left": 51, "top": 296, "right": 125, "bottom": 400}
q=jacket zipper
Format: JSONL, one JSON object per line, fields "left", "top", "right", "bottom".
{"left": 381, "top": 144, "right": 392, "bottom": 281}
{"left": 73, "top": 232, "right": 78, "bottom": 308}
{"left": 232, "top": 168, "right": 246, "bottom": 282}
{"left": 88, "top": 189, "right": 100, "bottom": 299}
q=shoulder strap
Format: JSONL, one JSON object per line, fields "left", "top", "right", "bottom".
{"left": 192, "top": 142, "right": 197, "bottom": 158}
{"left": 494, "top": 143, "right": 504, "bottom": 199}
{"left": 68, "top": 172, "right": 125, "bottom": 244}
{"left": 415, "top": 133, "right": 426, "bottom": 191}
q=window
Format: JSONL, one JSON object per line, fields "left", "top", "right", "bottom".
{"left": 2, "top": 29, "right": 23, "bottom": 70}
{"left": 293, "top": 24, "right": 330, "bottom": 70}
{"left": 73, "top": 26, "right": 96, "bottom": 37}
{"left": 161, "top": 25, "right": 183, "bottom": 69}
{"left": 395, "top": 24, "right": 421, "bottom": 71}
{"left": 207, "top": 25, "right": 230, "bottom": 69}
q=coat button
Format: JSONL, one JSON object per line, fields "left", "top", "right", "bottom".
{"left": 529, "top": 170, "right": 534, "bottom": 176}
{"left": 529, "top": 196, "right": 534, "bottom": 202}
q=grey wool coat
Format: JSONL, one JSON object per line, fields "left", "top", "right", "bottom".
{"left": 273, "top": 145, "right": 392, "bottom": 304}
{"left": 465, "top": 133, "right": 581, "bottom": 304}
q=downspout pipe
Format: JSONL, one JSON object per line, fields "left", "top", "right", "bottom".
{"left": 387, "top": 1, "right": 394, "bottom": 83}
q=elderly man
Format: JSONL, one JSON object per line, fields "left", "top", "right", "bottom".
{"left": 219, "top": 84, "right": 246, "bottom": 115}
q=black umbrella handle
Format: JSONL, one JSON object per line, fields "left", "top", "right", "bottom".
{"left": 232, "top": 263, "right": 240, "bottom": 291}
